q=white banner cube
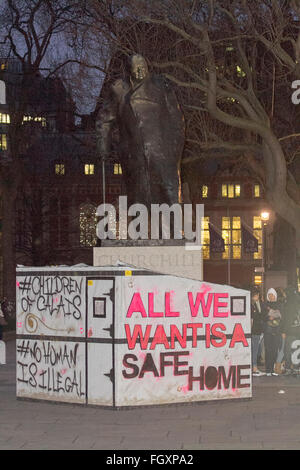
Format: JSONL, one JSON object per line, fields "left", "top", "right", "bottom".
{"left": 16, "top": 266, "right": 252, "bottom": 406}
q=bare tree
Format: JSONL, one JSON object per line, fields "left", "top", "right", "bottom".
{"left": 0, "top": 0, "right": 84, "bottom": 307}
{"left": 86, "top": 0, "right": 300, "bottom": 258}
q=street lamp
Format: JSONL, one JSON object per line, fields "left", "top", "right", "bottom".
{"left": 261, "top": 212, "right": 270, "bottom": 224}
{"left": 261, "top": 211, "right": 270, "bottom": 299}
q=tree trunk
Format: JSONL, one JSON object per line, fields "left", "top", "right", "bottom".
{"left": 2, "top": 184, "right": 17, "bottom": 317}
{"left": 273, "top": 215, "right": 297, "bottom": 287}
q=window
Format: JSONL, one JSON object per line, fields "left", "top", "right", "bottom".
{"left": 236, "top": 65, "right": 246, "bottom": 78}
{"left": 201, "top": 216, "right": 210, "bottom": 260}
{"left": 222, "top": 184, "right": 241, "bottom": 198}
{"left": 254, "top": 275, "right": 262, "bottom": 286}
{"left": 49, "top": 197, "right": 69, "bottom": 248}
{"left": 202, "top": 185, "right": 208, "bottom": 198}
{"left": 23, "top": 115, "right": 46, "bottom": 127}
{"left": 85, "top": 164, "right": 95, "bottom": 175}
{"left": 113, "top": 163, "right": 122, "bottom": 175}
{"left": 222, "top": 217, "right": 230, "bottom": 259}
{"left": 79, "top": 203, "right": 97, "bottom": 247}
{"left": 0, "top": 134, "right": 7, "bottom": 150}
{"left": 231, "top": 217, "right": 242, "bottom": 259}
{"left": 254, "top": 184, "right": 260, "bottom": 198}
{"left": 55, "top": 164, "right": 65, "bottom": 175}
{"left": 253, "top": 216, "right": 262, "bottom": 259}
{"left": 0, "top": 113, "right": 10, "bottom": 124}
{"left": 222, "top": 216, "right": 241, "bottom": 259}
{"left": 0, "top": 63, "right": 6, "bottom": 71}
{"left": 0, "top": 80, "right": 5, "bottom": 104}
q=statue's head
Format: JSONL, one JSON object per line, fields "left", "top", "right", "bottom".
{"left": 130, "top": 54, "right": 149, "bottom": 82}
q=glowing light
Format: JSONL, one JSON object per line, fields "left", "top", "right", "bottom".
{"left": 260, "top": 211, "right": 270, "bottom": 222}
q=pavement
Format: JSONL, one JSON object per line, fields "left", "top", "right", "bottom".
{"left": 1, "top": 336, "right": 300, "bottom": 450}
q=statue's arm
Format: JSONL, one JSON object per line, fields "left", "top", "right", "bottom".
{"left": 153, "top": 74, "right": 185, "bottom": 136}
{"left": 95, "top": 97, "right": 117, "bottom": 159}
{"left": 164, "top": 79, "right": 185, "bottom": 130}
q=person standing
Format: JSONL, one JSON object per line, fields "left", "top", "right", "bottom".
{"left": 274, "top": 288, "right": 287, "bottom": 374}
{"left": 264, "top": 288, "right": 282, "bottom": 376}
{"left": 251, "top": 288, "right": 266, "bottom": 376}
{"left": 282, "top": 287, "right": 300, "bottom": 374}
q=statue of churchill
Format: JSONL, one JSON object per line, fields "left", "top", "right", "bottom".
{"left": 96, "top": 54, "right": 185, "bottom": 208}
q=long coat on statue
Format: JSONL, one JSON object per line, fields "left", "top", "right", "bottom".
{"left": 96, "top": 74, "right": 185, "bottom": 208}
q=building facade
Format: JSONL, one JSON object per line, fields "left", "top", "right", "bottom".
{"left": 0, "top": 56, "right": 299, "bottom": 300}
{"left": 0, "top": 57, "right": 125, "bottom": 298}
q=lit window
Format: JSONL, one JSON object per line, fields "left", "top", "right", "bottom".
{"left": 0, "top": 113, "right": 9, "bottom": 124}
{"left": 236, "top": 65, "right": 246, "bottom": 77}
{"left": 222, "top": 216, "right": 241, "bottom": 259}
{"left": 254, "top": 184, "right": 260, "bottom": 198}
{"left": 23, "top": 115, "right": 46, "bottom": 126}
{"left": 55, "top": 164, "right": 65, "bottom": 175}
{"left": 232, "top": 245, "right": 241, "bottom": 259}
{"left": 232, "top": 217, "right": 241, "bottom": 259}
{"left": 85, "top": 164, "right": 95, "bottom": 175}
{"left": 254, "top": 275, "right": 262, "bottom": 285}
{"left": 201, "top": 216, "right": 210, "bottom": 259}
{"left": 222, "top": 217, "right": 230, "bottom": 230}
{"left": 253, "top": 216, "right": 262, "bottom": 259}
{"left": 202, "top": 185, "right": 208, "bottom": 198}
{"left": 79, "top": 203, "right": 97, "bottom": 247}
{"left": 113, "top": 163, "right": 122, "bottom": 175}
{"left": 0, "top": 134, "right": 7, "bottom": 150}
{"left": 222, "top": 184, "right": 241, "bottom": 198}
{"left": 228, "top": 184, "right": 235, "bottom": 198}
{"left": 253, "top": 216, "right": 262, "bottom": 230}
{"left": 222, "top": 217, "right": 231, "bottom": 259}
{"left": 0, "top": 63, "right": 6, "bottom": 71}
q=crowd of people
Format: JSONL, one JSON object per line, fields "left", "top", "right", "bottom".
{"left": 251, "top": 285, "right": 300, "bottom": 376}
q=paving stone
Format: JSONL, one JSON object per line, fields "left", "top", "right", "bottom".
{"left": 2, "top": 339, "right": 300, "bottom": 450}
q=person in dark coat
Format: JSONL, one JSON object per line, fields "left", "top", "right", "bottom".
{"left": 251, "top": 288, "right": 267, "bottom": 376}
{"left": 274, "top": 287, "right": 288, "bottom": 374}
{"left": 282, "top": 287, "right": 300, "bottom": 374}
{"left": 264, "top": 288, "right": 283, "bottom": 376}
{"left": 96, "top": 54, "right": 185, "bottom": 208}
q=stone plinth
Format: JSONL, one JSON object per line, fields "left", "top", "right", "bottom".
{"left": 93, "top": 241, "right": 203, "bottom": 281}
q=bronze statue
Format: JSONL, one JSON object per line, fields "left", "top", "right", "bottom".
{"left": 96, "top": 54, "right": 185, "bottom": 208}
